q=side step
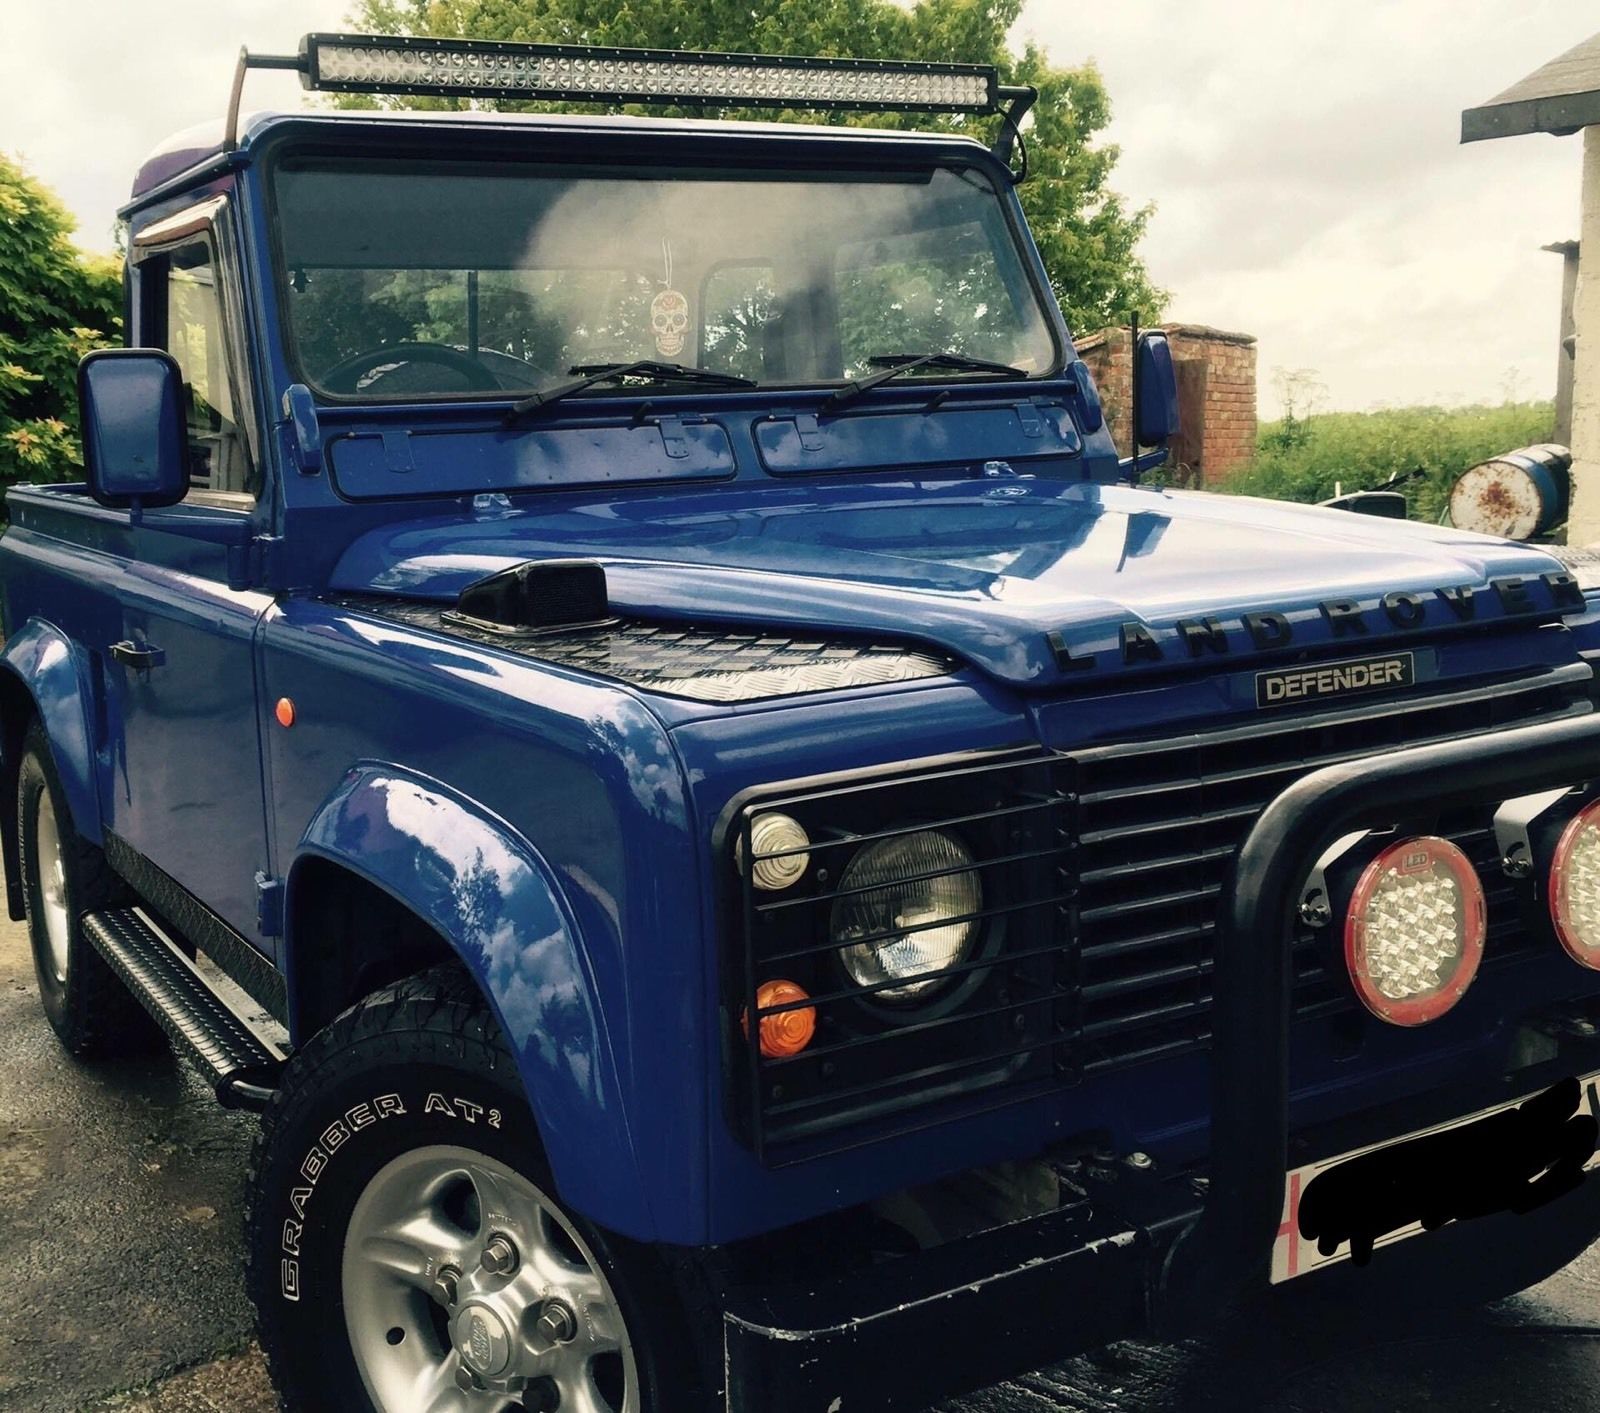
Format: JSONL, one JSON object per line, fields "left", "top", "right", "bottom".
{"left": 83, "top": 908, "right": 283, "bottom": 1111}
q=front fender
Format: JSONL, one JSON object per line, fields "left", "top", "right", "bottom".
{"left": 0, "top": 617, "right": 103, "bottom": 842}
{"left": 289, "top": 763, "right": 652, "bottom": 1236}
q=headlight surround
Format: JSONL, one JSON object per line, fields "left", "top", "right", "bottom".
{"left": 831, "top": 829, "right": 982, "bottom": 1003}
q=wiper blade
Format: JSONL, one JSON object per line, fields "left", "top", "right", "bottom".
{"left": 823, "top": 352, "right": 1027, "bottom": 412}
{"left": 505, "top": 360, "right": 757, "bottom": 423}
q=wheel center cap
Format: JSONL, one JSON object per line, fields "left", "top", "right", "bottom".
{"left": 454, "top": 1303, "right": 513, "bottom": 1377}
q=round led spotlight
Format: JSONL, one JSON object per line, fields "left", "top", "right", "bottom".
{"left": 746, "top": 813, "right": 810, "bottom": 892}
{"left": 1344, "top": 835, "right": 1485, "bottom": 1026}
{"left": 1550, "top": 799, "right": 1600, "bottom": 969}
{"left": 832, "top": 830, "right": 982, "bottom": 1003}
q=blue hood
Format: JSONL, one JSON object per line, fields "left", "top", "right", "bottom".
{"left": 330, "top": 478, "right": 1575, "bottom": 689}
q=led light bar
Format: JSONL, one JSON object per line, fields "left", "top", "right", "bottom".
{"left": 299, "top": 33, "right": 999, "bottom": 114}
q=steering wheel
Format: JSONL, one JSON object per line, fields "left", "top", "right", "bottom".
{"left": 318, "top": 341, "right": 506, "bottom": 396}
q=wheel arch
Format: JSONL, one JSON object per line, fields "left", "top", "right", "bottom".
{"left": 0, "top": 620, "right": 104, "bottom": 920}
{"left": 286, "top": 763, "right": 655, "bottom": 1239}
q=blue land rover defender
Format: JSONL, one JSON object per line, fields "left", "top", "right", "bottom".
{"left": 11, "top": 32, "right": 1600, "bottom": 1413}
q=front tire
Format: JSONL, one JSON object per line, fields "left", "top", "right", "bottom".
{"left": 17, "top": 720, "right": 161, "bottom": 1057}
{"left": 245, "top": 967, "right": 693, "bottom": 1413}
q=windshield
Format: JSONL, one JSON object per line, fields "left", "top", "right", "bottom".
{"left": 273, "top": 155, "right": 1059, "bottom": 400}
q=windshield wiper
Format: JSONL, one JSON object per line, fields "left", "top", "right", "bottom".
{"left": 505, "top": 360, "right": 757, "bottom": 423}
{"left": 822, "top": 352, "right": 1028, "bottom": 412}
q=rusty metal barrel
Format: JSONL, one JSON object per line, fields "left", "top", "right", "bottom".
{"left": 1448, "top": 444, "right": 1571, "bottom": 540}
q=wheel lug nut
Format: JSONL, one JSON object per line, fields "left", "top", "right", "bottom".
{"left": 536, "top": 1300, "right": 577, "bottom": 1345}
{"left": 480, "top": 1233, "right": 519, "bottom": 1276}
{"left": 432, "top": 1265, "right": 461, "bottom": 1307}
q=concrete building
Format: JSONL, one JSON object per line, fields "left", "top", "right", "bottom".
{"left": 1074, "top": 323, "right": 1257, "bottom": 487}
{"left": 1546, "top": 239, "right": 1579, "bottom": 447}
{"left": 1465, "top": 31, "right": 1600, "bottom": 540}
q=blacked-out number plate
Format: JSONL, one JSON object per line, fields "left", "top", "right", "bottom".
{"left": 1272, "top": 1074, "right": 1600, "bottom": 1282}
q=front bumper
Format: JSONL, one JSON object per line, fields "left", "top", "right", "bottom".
{"left": 721, "top": 712, "right": 1600, "bottom": 1413}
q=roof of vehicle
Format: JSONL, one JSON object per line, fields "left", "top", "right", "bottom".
{"left": 130, "top": 107, "right": 989, "bottom": 205}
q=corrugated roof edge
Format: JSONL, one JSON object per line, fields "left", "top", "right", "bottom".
{"left": 1462, "top": 30, "right": 1600, "bottom": 142}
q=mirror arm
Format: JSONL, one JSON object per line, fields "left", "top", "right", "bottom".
{"left": 1118, "top": 447, "right": 1169, "bottom": 479}
{"left": 1127, "top": 314, "right": 1143, "bottom": 484}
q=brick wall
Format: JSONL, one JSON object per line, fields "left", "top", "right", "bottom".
{"left": 1074, "top": 323, "right": 1258, "bottom": 486}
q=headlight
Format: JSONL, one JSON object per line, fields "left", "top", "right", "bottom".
{"left": 1551, "top": 798, "right": 1600, "bottom": 968}
{"left": 1344, "top": 835, "right": 1485, "bottom": 1025}
{"left": 832, "top": 830, "right": 982, "bottom": 1003}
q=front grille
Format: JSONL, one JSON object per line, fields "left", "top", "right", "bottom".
{"left": 731, "top": 664, "right": 1592, "bottom": 1162}
{"left": 1071, "top": 667, "right": 1592, "bottom": 1071}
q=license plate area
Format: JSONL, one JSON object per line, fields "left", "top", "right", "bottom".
{"left": 1272, "top": 1073, "right": 1600, "bottom": 1283}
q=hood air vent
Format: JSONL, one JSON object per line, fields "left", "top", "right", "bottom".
{"left": 445, "top": 559, "right": 615, "bottom": 636}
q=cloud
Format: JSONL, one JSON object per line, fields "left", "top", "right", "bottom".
{"left": 3, "top": 0, "right": 1592, "bottom": 417}
{"left": 1020, "top": 0, "right": 1590, "bottom": 413}
{"left": 1, "top": 0, "right": 342, "bottom": 248}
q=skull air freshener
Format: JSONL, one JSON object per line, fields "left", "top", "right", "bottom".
{"left": 650, "top": 288, "right": 689, "bottom": 359}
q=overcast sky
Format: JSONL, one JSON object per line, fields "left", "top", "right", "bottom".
{"left": 2, "top": 0, "right": 1591, "bottom": 416}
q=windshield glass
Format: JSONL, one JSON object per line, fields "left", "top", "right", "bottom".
{"left": 273, "top": 156, "right": 1059, "bottom": 400}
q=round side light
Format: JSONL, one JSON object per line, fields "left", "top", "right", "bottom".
{"left": 745, "top": 813, "right": 810, "bottom": 893}
{"left": 1550, "top": 799, "right": 1600, "bottom": 969}
{"left": 1343, "top": 835, "right": 1485, "bottom": 1026}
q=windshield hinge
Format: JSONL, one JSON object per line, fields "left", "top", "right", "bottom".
{"left": 381, "top": 430, "right": 416, "bottom": 474}
{"left": 654, "top": 413, "right": 690, "bottom": 459}
{"left": 632, "top": 407, "right": 691, "bottom": 458}
{"left": 792, "top": 412, "right": 826, "bottom": 452}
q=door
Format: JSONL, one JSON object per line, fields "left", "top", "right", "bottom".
{"left": 99, "top": 216, "right": 276, "bottom": 953}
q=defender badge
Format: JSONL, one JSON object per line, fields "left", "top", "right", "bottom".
{"left": 1256, "top": 653, "right": 1414, "bottom": 708}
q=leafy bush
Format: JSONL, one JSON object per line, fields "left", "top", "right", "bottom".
{"left": 0, "top": 154, "right": 122, "bottom": 499}
{"left": 1223, "top": 401, "right": 1558, "bottom": 525}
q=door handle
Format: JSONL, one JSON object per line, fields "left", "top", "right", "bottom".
{"left": 109, "top": 640, "right": 166, "bottom": 671}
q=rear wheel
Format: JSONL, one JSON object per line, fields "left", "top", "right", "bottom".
{"left": 246, "top": 967, "right": 694, "bottom": 1413}
{"left": 17, "top": 721, "right": 161, "bottom": 1057}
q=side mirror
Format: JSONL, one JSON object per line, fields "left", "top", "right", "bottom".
{"left": 77, "top": 349, "right": 189, "bottom": 510}
{"left": 1134, "top": 331, "right": 1181, "bottom": 447}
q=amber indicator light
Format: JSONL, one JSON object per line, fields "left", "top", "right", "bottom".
{"left": 744, "top": 979, "right": 817, "bottom": 1059}
{"left": 275, "top": 698, "right": 296, "bottom": 728}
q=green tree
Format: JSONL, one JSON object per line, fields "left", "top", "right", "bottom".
{"left": 0, "top": 155, "right": 122, "bottom": 496}
{"left": 340, "top": 0, "right": 1166, "bottom": 332}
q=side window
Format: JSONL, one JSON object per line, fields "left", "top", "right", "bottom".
{"left": 161, "top": 242, "right": 252, "bottom": 497}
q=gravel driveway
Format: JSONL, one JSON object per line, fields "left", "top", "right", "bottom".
{"left": 3, "top": 891, "right": 1600, "bottom": 1412}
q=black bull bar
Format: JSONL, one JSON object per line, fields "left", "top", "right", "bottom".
{"left": 1161, "top": 708, "right": 1600, "bottom": 1320}
{"left": 721, "top": 712, "right": 1600, "bottom": 1411}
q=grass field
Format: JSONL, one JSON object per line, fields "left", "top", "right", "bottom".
{"left": 1221, "top": 401, "right": 1558, "bottom": 524}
